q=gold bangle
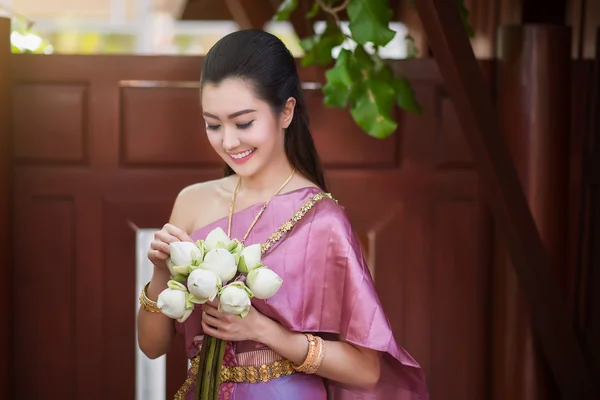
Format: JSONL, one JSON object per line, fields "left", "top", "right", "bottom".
{"left": 293, "top": 333, "right": 325, "bottom": 374}
{"left": 139, "top": 281, "right": 161, "bottom": 313}
{"left": 307, "top": 336, "right": 325, "bottom": 374}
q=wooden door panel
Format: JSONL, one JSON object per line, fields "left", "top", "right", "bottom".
{"left": 14, "top": 195, "right": 77, "bottom": 399}
{"left": 13, "top": 83, "right": 89, "bottom": 164}
{"left": 120, "top": 85, "right": 222, "bottom": 168}
{"left": 428, "top": 197, "right": 489, "bottom": 398}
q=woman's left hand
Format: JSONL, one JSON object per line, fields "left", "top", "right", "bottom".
{"left": 201, "top": 300, "right": 269, "bottom": 342}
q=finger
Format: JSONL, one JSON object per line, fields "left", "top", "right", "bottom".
{"left": 164, "top": 224, "right": 193, "bottom": 242}
{"left": 149, "top": 249, "right": 168, "bottom": 261}
{"left": 202, "top": 321, "right": 226, "bottom": 340}
{"left": 202, "top": 311, "right": 225, "bottom": 329}
{"left": 150, "top": 239, "right": 170, "bottom": 254}
{"left": 202, "top": 303, "right": 220, "bottom": 318}
{"left": 147, "top": 248, "right": 166, "bottom": 261}
{"left": 154, "top": 230, "right": 180, "bottom": 245}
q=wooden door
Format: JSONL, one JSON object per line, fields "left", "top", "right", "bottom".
{"left": 9, "top": 53, "right": 492, "bottom": 399}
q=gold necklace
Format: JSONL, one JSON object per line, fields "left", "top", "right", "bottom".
{"left": 227, "top": 169, "right": 296, "bottom": 243}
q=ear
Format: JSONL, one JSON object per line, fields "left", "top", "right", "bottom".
{"left": 280, "top": 97, "right": 296, "bottom": 129}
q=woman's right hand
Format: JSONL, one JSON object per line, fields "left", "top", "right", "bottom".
{"left": 148, "top": 223, "right": 193, "bottom": 271}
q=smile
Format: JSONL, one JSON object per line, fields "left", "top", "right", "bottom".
{"left": 228, "top": 148, "right": 256, "bottom": 163}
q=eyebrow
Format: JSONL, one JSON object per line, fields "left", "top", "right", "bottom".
{"left": 202, "top": 109, "right": 256, "bottom": 119}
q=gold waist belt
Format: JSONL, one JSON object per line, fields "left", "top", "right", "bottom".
{"left": 188, "top": 353, "right": 295, "bottom": 384}
{"left": 175, "top": 351, "right": 296, "bottom": 398}
{"left": 220, "top": 358, "right": 296, "bottom": 384}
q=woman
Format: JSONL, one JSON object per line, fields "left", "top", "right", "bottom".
{"left": 137, "top": 29, "right": 428, "bottom": 399}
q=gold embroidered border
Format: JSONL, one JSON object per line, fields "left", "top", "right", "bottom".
{"left": 173, "top": 353, "right": 200, "bottom": 400}
{"left": 260, "top": 192, "right": 336, "bottom": 254}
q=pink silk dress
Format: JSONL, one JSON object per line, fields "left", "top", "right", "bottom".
{"left": 175, "top": 187, "right": 429, "bottom": 399}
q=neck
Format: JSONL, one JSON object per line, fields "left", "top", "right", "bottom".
{"left": 239, "top": 157, "right": 295, "bottom": 197}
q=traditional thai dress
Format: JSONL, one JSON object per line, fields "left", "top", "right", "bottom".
{"left": 174, "top": 187, "right": 429, "bottom": 399}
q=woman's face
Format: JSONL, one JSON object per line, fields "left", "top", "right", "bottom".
{"left": 201, "top": 78, "right": 294, "bottom": 179}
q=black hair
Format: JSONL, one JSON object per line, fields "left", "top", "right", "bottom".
{"left": 200, "top": 29, "right": 328, "bottom": 192}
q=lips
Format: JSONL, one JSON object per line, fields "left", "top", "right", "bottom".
{"left": 228, "top": 148, "right": 256, "bottom": 164}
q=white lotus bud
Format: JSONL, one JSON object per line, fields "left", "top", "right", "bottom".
{"left": 187, "top": 269, "right": 221, "bottom": 304}
{"left": 246, "top": 267, "right": 283, "bottom": 300}
{"left": 204, "top": 227, "right": 232, "bottom": 251}
{"left": 201, "top": 248, "right": 237, "bottom": 282}
{"left": 156, "top": 286, "right": 192, "bottom": 322}
{"left": 218, "top": 282, "right": 253, "bottom": 317}
{"left": 237, "top": 244, "right": 262, "bottom": 274}
{"left": 167, "top": 242, "right": 202, "bottom": 276}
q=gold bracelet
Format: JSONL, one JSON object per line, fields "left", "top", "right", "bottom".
{"left": 306, "top": 336, "right": 325, "bottom": 374}
{"left": 293, "top": 333, "right": 325, "bottom": 374}
{"left": 139, "top": 281, "right": 161, "bottom": 313}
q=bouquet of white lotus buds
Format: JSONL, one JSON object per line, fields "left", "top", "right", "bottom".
{"left": 155, "top": 226, "right": 283, "bottom": 400}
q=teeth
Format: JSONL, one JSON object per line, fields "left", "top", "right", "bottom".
{"left": 230, "top": 149, "right": 254, "bottom": 159}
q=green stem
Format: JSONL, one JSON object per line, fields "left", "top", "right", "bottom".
{"left": 212, "top": 340, "right": 228, "bottom": 400}
{"left": 194, "top": 335, "right": 211, "bottom": 399}
{"left": 200, "top": 336, "right": 217, "bottom": 400}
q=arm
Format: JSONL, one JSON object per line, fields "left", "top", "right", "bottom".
{"left": 201, "top": 305, "right": 381, "bottom": 390}
{"left": 137, "top": 187, "right": 195, "bottom": 359}
{"left": 137, "top": 267, "right": 175, "bottom": 359}
{"left": 256, "top": 316, "right": 381, "bottom": 389}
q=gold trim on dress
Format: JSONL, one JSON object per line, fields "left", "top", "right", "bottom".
{"left": 261, "top": 192, "right": 336, "bottom": 254}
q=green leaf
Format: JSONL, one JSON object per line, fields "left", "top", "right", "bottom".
{"left": 352, "top": 46, "right": 375, "bottom": 80}
{"left": 347, "top": 0, "right": 396, "bottom": 46}
{"left": 172, "top": 274, "right": 187, "bottom": 284}
{"left": 300, "top": 22, "right": 345, "bottom": 66}
{"left": 274, "top": 0, "right": 298, "bottom": 21}
{"left": 374, "top": 64, "right": 421, "bottom": 115}
{"left": 323, "top": 49, "right": 353, "bottom": 108}
{"left": 323, "top": 78, "right": 352, "bottom": 108}
{"left": 350, "top": 80, "right": 397, "bottom": 138}
{"left": 306, "top": 1, "right": 320, "bottom": 19}
{"left": 393, "top": 76, "right": 421, "bottom": 114}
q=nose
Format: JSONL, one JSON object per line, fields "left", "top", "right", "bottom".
{"left": 221, "top": 127, "right": 241, "bottom": 151}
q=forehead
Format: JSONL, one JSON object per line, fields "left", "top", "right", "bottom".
{"left": 201, "top": 78, "right": 264, "bottom": 116}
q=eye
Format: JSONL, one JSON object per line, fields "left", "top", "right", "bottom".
{"left": 206, "top": 124, "right": 221, "bottom": 131}
{"left": 236, "top": 120, "right": 254, "bottom": 130}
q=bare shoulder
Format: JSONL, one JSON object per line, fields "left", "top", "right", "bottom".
{"left": 169, "top": 176, "right": 237, "bottom": 234}
{"left": 283, "top": 173, "right": 320, "bottom": 194}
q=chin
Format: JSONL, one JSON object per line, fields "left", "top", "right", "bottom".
{"left": 224, "top": 160, "right": 259, "bottom": 178}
